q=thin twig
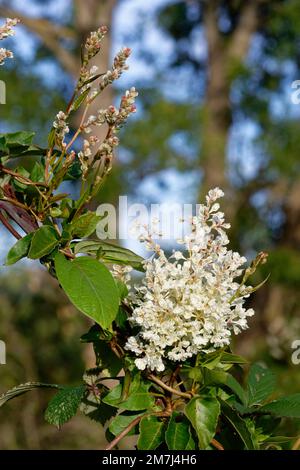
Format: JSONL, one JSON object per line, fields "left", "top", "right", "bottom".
{"left": 169, "top": 365, "right": 181, "bottom": 387}
{"left": 105, "top": 415, "right": 143, "bottom": 450}
{"left": 211, "top": 438, "right": 224, "bottom": 451}
{"left": 148, "top": 374, "right": 193, "bottom": 399}
{"left": 0, "top": 166, "right": 47, "bottom": 187}
{"left": 1, "top": 196, "right": 30, "bottom": 212}
{"left": 66, "top": 103, "right": 90, "bottom": 151}
{"left": 292, "top": 436, "right": 300, "bottom": 450}
{"left": 58, "top": 249, "right": 75, "bottom": 259}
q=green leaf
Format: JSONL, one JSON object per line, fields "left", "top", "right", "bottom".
{"left": 121, "top": 382, "right": 155, "bottom": 411}
{"left": 55, "top": 253, "right": 120, "bottom": 328}
{"left": 47, "top": 127, "right": 56, "bottom": 147}
{"left": 202, "top": 351, "right": 223, "bottom": 370}
{"left": 72, "top": 88, "right": 90, "bottom": 111}
{"left": 102, "top": 383, "right": 123, "bottom": 408}
{"left": 0, "top": 382, "right": 60, "bottom": 407}
{"left": 70, "top": 212, "right": 101, "bottom": 238}
{"left": 247, "top": 363, "right": 276, "bottom": 406}
{"left": 65, "top": 157, "right": 82, "bottom": 180}
{"left": 0, "top": 131, "right": 35, "bottom": 148}
{"left": 110, "top": 411, "right": 144, "bottom": 437}
{"left": 30, "top": 162, "right": 45, "bottom": 182}
{"left": 203, "top": 368, "right": 247, "bottom": 405}
{"left": 102, "top": 380, "right": 155, "bottom": 411}
{"left": 74, "top": 240, "right": 144, "bottom": 271}
{"left": 220, "top": 352, "right": 248, "bottom": 365}
{"left": 115, "top": 280, "right": 129, "bottom": 301}
{"left": 137, "top": 416, "right": 165, "bottom": 450}
{"left": 6, "top": 232, "right": 34, "bottom": 265}
{"left": 185, "top": 396, "right": 220, "bottom": 449}
{"left": 165, "top": 412, "right": 192, "bottom": 450}
{"left": 28, "top": 226, "right": 59, "bottom": 259}
{"left": 45, "top": 385, "right": 85, "bottom": 427}
{"left": 12, "top": 166, "right": 30, "bottom": 190}
{"left": 185, "top": 434, "right": 196, "bottom": 450}
{"left": 260, "top": 394, "right": 300, "bottom": 418}
{"left": 221, "top": 400, "right": 255, "bottom": 449}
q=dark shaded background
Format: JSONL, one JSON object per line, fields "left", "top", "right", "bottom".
{"left": 0, "top": 0, "right": 300, "bottom": 448}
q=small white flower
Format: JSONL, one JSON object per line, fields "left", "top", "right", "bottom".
{"left": 89, "top": 65, "right": 99, "bottom": 75}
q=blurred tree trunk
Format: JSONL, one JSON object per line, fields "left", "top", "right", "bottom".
{"left": 74, "top": 0, "right": 117, "bottom": 140}
{"left": 201, "top": 0, "right": 230, "bottom": 196}
{"left": 201, "top": 0, "right": 262, "bottom": 203}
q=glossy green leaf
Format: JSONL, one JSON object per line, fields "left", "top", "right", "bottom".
{"left": 120, "top": 382, "right": 155, "bottom": 411}
{"left": 45, "top": 385, "right": 85, "bottom": 427}
{"left": 185, "top": 396, "right": 220, "bottom": 449}
{"left": 6, "top": 232, "right": 34, "bottom": 265}
{"left": 137, "top": 416, "right": 165, "bottom": 450}
{"left": 28, "top": 226, "right": 59, "bottom": 259}
{"left": 102, "top": 380, "right": 155, "bottom": 411}
{"left": 109, "top": 411, "right": 144, "bottom": 437}
{"left": 55, "top": 253, "right": 119, "bottom": 328}
{"left": 102, "top": 383, "right": 123, "bottom": 408}
{"left": 165, "top": 412, "right": 191, "bottom": 450}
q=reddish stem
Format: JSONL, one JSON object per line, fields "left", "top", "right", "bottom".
{"left": 0, "top": 211, "right": 21, "bottom": 239}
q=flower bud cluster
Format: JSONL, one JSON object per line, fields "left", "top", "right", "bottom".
{"left": 53, "top": 111, "right": 69, "bottom": 142}
{"left": 99, "top": 47, "right": 132, "bottom": 92}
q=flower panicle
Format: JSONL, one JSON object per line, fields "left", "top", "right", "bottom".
{"left": 125, "top": 188, "right": 266, "bottom": 372}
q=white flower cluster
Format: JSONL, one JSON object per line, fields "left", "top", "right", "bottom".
{"left": 0, "top": 18, "right": 19, "bottom": 66}
{"left": 125, "top": 188, "right": 255, "bottom": 372}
